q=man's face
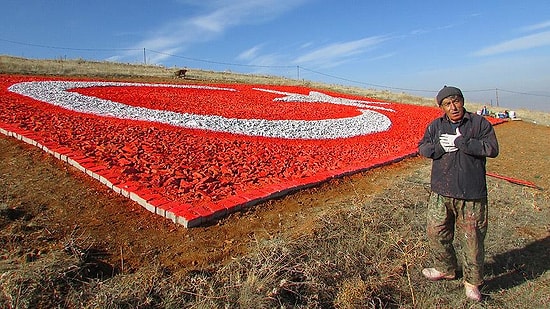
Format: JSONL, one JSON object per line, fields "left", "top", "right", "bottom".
{"left": 440, "top": 95, "right": 465, "bottom": 123}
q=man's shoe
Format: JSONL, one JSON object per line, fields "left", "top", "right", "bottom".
{"left": 422, "top": 268, "right": 456, "bottom": 281}
{"left": 464, "top": 281, "right": 482, "bottom": 302}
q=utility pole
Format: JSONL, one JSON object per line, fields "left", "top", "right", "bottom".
{"left": 143, "top": 48, "right": 146, "bottom": 65}
{"left": 495, "top": 88, "right": 499, "bottom": 107}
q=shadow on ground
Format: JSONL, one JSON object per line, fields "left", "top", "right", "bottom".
{"left": 485, "top": 236, "right": 550, "bottom": 291}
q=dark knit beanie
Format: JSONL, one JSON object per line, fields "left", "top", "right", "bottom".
{"left": 436, "top": 86, "right": 463, "bottom": 106}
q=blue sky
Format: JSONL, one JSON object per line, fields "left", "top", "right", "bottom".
{"left": 2, "top": 0, "right": 550, "bottom": 112}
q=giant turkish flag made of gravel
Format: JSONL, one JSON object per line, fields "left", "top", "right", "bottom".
{"left": 1, "top": 74, "right": 487, "bottom": 227}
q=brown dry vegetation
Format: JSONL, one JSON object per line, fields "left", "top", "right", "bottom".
{"left": 0, "top": 56, "right": 549, "bottom": 308}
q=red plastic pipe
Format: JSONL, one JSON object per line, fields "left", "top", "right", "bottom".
{"left": 486, "top": 172, "right": 541, "bottom": 190}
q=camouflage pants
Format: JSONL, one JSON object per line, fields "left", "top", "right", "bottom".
{"left": 426, "top": 193, "right": 488, "bottom": 285}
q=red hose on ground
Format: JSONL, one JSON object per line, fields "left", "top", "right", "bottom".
{"left": 486, "top": 172, "right": 542, "bottom": 190}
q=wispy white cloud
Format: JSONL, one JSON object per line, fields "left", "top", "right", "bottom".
{"left": 293, "top": 36, "right": 390, "bottom": 67}
{"left": 410, "top": 29, "right": 429, "bottom": 35}
{"left": 299, "top": 41, "right": 314, "bottom": 49}
{"left": 472, "top": 20, "right": 550, "bottom": 57}
{"left": 236, "top": 45, "right": 285, "bottom": 71}
{"left": 431, "top": 13, "right": 480, "bottom": 33}
{"left": 235, "top": 36, "right": 391, "bottom": 71}
{"left": 114, "top": 0, "right": 309, "bottom": 64}
{"left": 520, "top": 20, "right": 550, "bottom": 32}
{"left": 367, "top": 52, "right": 396, "bottom": 61}
{"left": 472, "top": 30, "right": 550, "bottom": 56}
{"left": 237, "top": 45, "right": 263, "bottom": 61}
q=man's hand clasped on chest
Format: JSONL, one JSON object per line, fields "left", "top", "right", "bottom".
{"left": 439, "top": 127, "right": 461, "bottom": 153}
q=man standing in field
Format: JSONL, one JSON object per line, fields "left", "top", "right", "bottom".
{"left": 418, "top": 86, "right": 499, "bottom": 301}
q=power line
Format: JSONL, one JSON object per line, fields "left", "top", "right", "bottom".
{"left": 462, "top": 88, "right": 498, "bottom": 92}
{"left": 0, "top": 37, "right": 140, "bottom": 52}
{"left": 298, "top": 66, "right": 435, "bottom": 92}
{"left": 146, "top": 49, "right": 295, "bottom": 69}
{"left": 2, "top": 37, "right": 550, "bottom": 100}
{"left": 459, "top": 87, "right": 550, "bottom": 98}
{"left": 0, "top": 38, "right": 430, "bottom": 91}
{"left": 498, "top": 88, "right": 550, "bottom": 98}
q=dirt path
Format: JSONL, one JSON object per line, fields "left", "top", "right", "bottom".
{"left": 1, "top": 120, "right": 548, "bottom": 277}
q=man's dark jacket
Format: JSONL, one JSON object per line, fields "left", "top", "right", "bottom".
{"left": 418, "top": 111, "right": 499, "bottom": 200}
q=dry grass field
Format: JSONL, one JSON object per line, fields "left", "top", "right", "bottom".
{"left": 1, "top": 55, "right": 549, "bottom": 308}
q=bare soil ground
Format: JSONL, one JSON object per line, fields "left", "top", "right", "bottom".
{"left": 0, "top": 129, "right": 425, "bottom": 274}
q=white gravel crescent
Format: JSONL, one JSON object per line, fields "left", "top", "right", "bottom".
{"left": 9, "top": 81, "right": 394, "bottom": 139}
